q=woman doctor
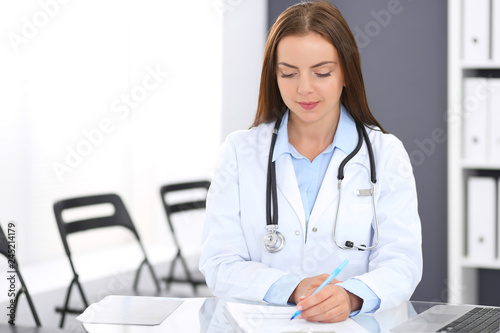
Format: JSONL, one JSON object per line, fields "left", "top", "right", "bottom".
{"left": 200, "top": 0, "right": 422, "bottom": 323}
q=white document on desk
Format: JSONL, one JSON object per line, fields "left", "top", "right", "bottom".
{"left": 76, "top": 295, "right": 183, "bottom": 325}
{"left": 225, "top": 302, "right": 369, "bottom": 333}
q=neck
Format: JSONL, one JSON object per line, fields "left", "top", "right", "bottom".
{"left": 287, "top": 111, "right": 340, "bottom": 161}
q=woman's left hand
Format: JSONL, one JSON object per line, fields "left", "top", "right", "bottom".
{"left": 295, "top": 284, "right": 362, "bottom": 323}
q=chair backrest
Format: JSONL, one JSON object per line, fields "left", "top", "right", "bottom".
{"left": 160, "top": 181, "right": 210, "bottom": 227}
{"left": 53, "top": 193, "right": 140, "bottom": 259}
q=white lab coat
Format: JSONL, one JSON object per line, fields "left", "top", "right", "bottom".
{"left": 199, "top": 120, "right": 422, "bottom": 312}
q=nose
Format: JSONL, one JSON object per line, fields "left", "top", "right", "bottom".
{"left": 297, "top": 75, "right": 314, "bottom": 95}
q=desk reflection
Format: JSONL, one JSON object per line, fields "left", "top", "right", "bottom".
{"left": 198, "top": 297, "right": 424, "bottom": 333}
{"left": 82, "top": 297, "right": 438, "bottom": 333}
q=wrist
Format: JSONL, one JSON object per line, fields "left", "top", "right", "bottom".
{"left": 288, "top": 284, "right": 300, "bottom": 304}
{"left": 348, "top": 291, "right": 363, "bottom": 312}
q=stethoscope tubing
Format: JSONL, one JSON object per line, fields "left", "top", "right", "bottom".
{"left": 264, "top": 111, "right": 379, "bottom": 252}
{"left": 266, "top": 117, "right": 283, "bottom": 226}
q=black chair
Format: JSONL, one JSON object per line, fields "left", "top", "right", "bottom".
{"left": 160, "top": 181, "right": 210, "bottom": 294}
{"left": 53, "top": 193, "right": 161, "bottom": 328}
{"left": 0, "top": 223, "right": 41, "bottom": 327}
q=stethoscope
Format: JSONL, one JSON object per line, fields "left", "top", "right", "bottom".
{"left": 263, "top": 112, "right": 380, "bottom": 253}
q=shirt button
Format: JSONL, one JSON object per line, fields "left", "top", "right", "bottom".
{"left": 312, "top": 227, "right": 318, "bottom": 232}
{"left": 295, "top": 230, "right": 300, "bottom": 236}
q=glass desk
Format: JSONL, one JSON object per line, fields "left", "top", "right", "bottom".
{"left": 79, "top": 297, "right": 459, "bottom": 333}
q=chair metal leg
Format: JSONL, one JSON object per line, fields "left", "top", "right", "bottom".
{"left": 133, "top": 259, "right": 146, "bottom": 292}
{"left": 178, "top": 250, "right": 198, "bottom": 294}
{"left": 14, "top": 286, "right": 41, "bottom": 327}
{"left": 75, "top": 276, "right": 89, "bottom": 307}
{"left": 163, "top": 249, "right": 206, "bottom": 294}
{"left": 164, "top": 251, "right": 181, "bottom": 291}
{"left": 134, "top": 258, "right": 161, "bottom": 293}
{"left": 57, "top": 275, "right": 88, "bottom": 328}
{"left": 145, "top": 259, "right": 161, "bottom": 293}
{"left": 11, "top": 267, "right": 41, "bottom": 326}
{"left": 13, "top": 287, "right": 24, "bottom": 320}
{"left": 58, "top": 277, "right": 76, "bottom": 328}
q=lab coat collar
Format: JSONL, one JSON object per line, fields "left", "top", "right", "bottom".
{"left": 275, "top": 155, "right": 307, "bottom": 231}
{"left": 311, "top": 129, "right": 371, "bottom": 224}
{"left": 334, "top": 105, "right": 359, "bottom": 156}
{"left": 272, "top": 111, "right": 290, "bottom": 162}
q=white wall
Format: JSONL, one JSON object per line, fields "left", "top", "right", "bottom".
{"left": 221, "top": 0, "right": 268, "bottom": 138}
{"left": 0, "top": 0, "right": 267, "bottom": 301}
{"left": 0, "top": 0, "right": 222, "bottom": 298}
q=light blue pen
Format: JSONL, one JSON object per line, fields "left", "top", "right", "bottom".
{"left": 290, "top": 259, "right": 349, "bottom": 320}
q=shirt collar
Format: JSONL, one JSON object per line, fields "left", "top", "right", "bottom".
{"left": 272, "top": 105, "right": 358, "bottom": 161}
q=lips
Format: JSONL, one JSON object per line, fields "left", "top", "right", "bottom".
{"left": 298, "top": 101, "right": 319, "bottom": 110}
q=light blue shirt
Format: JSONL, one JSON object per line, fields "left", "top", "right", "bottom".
{"left": 263, "top": 105, "right": 381, "bottom": 315}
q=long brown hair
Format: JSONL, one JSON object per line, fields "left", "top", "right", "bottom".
{"left": 252, "top": 0, "right": 385, "bottom": 132}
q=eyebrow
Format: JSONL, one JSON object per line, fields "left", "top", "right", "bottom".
{"left": 277, "top": 61, "right": 336, "bottom": 69}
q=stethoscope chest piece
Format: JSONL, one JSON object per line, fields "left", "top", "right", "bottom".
{"left": 263, "top": 225, "right": 285, "bottom": 253}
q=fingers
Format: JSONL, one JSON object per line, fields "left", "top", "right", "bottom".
{"left": 295, "top": 285, "right": 351, "bottom": 323}
{"left": 291, "top": 274, "right": 335, "bottom": 303}
{"left": 290, "top": 275, "right": 344, "bottom": 305}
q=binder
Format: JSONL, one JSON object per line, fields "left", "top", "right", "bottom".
{"left": 489, "top": 79, "right": 500, "bottom": 163}
{"left": 462, "top": 0, "right": 490, "bottom": 62}
{"left": 467, "top": 177, "right": 496, "bottom": 262}
{"left": 493, "top": 0, "right": 500, "bottom": 62}
{"left": 463, "top": 78, "right": 488, "bottom": 162}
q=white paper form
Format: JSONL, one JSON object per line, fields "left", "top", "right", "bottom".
{"left": 225, "top": 302, "right": 370, "bottom": 333}
{"left": 76, "top": 295, "right": 183, "bottom": 326}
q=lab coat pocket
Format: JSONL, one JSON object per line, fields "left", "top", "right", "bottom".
{"left": 335, "top": 200, "right": 374, "bottom": 262}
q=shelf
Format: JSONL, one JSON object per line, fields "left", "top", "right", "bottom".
{"left": 461, "top": 161, "right": 500, "bottom": 170}
{"left": 461, "top": 259, "right": 500, "bottom": 270}
{"left": 447, "top": 0, "right": 500, "bottom": 305}
{"left": 461, "top": 61, "right": 500, "bottom": 69}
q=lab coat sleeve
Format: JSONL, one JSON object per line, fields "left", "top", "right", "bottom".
{"left": 199, "top": 134, "right": 289, "bottom": 302}
{"left": 264, "top": 275, "right": 303, "bottom": 305}
{"left": 353, "top": 137, "right": 423, "bottom": 311}
{"left": 337, "top": 278, "right": 381, "bottom": 315}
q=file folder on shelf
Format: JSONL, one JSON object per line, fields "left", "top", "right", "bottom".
{"left": 493, "top": 0, "right": 500, "bottom": 62}
{"left": 463, "top": 0, "right": 490, "bottom": 62}
{"left": 489, "top": 79, "right": 500, "bottom": 163}
{"left": 467, "top": 177, "right": 496, "bottom": 262}
{"left": 463, "top": 78, "right": 488, "bottom": 162}
{"left": 498, "top": 179, "right": 500, "bottom": 259}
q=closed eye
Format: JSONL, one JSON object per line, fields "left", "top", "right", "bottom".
{"left": 280, "top": 72, "right": 296, "bottom": 78}
{"left": 316, "top": 72, "right": 331, "bottom": 78}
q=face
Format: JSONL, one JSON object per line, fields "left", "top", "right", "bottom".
{"left": 276, "top": 32, "right": 345, "bottom": 127}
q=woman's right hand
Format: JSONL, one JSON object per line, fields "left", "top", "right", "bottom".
{"left": 288, "top": 274, "right": 362, "bottom": 323}
{"left": 288, "top": 274, "right": 339, "bottom": 304}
